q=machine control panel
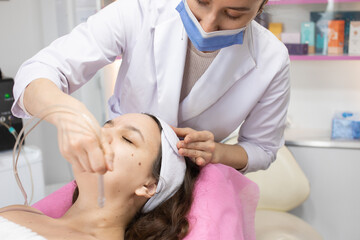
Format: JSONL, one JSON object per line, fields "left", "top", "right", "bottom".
{"left": 0, "top": 79, "right": 22, "bottom": 125}
{"left": 0, "top": 78, "right": 23, "bottom": 151}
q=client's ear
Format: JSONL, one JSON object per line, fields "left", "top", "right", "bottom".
{"left": 135, "top": 182, "right": 157, "bottom": 199}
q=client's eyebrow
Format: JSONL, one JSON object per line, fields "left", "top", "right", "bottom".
{"left": 104, "top": 120, "right": 145, "bottom": 142}
{"left": 124, "top": 125, "right": 145, "bottom": 143}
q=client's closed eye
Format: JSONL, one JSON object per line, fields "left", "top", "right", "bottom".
{"left": 122, "top": 136, "right": 134, "bottom": 144}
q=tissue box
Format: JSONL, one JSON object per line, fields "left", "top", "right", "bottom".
{"left": 352, "top": 121, "right": 360, "bottom": 139}
{"left": 332, "top": 112, "right": 360, "bottom": 140}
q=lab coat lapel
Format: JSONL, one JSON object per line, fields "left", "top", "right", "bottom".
{"left": 179, "top": 36, "right": 256, "bottom": 123}
{"left": 154, "top": 15, "right": 187, "bottom": 126}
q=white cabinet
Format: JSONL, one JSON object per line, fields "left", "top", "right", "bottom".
{"left": 288, "top": 146, "right": 360, "bottom": 240}
{"left": 0, "top": 146, "right": 45, "bottom": 208}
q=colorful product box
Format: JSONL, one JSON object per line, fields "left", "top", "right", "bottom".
{"left": 328, "top": 20, "right": 345, "bottom": 54}
{"left": 284, "top": 43, "right": 308, "bottom": 55}
{"left": 349, "top": 21, "right": 360, "bottom": 55}
{"left": 301, "top": 22, "right": 315, "bottom": 54}
{"left": 315, "top": 19, "right": 328, "bottom": 55}
{"left": 269, "top": 23, "right": 283, "bottom": 40}
{"left": 311, "top": 11, "right": 360, "bottom": 54}
{"left": 281, "top": 32, "right": 301, "bottom": 44}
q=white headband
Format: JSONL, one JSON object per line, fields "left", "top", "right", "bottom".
{"left": 142, "top": 118, "right": 186, "bottom": 213}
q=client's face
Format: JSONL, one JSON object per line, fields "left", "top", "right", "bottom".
{"left": 75, "top": 113, "right": 161, "bottom": 206}
{"left": 102, "top": 113, "right": 161, "bottom": 199}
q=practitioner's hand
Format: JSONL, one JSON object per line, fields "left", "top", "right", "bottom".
{"left": 48, "top": 104, "right": 114, "bottom": 174}
{"left": 172, "top": 126, "right": 218, "bottom": 167}
{"left": 22, "top": 79, "right": 113, "bottom": 174}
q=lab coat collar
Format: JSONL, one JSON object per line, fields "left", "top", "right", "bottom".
{"left": 154, "top": 14, "right": 187, "bottom": 126}
{"left": 154, "top": 14, "right": 256, "bottom": 125}
{"left": 179, "top": 23, "right": 256, "bottom": 123}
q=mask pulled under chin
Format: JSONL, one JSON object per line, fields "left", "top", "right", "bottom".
{"left": 176, "top": 0, "right": 246, "bottom": 52}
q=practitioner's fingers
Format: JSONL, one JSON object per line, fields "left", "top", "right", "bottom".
{"left": 100, "top": 129, "right": 114, "bottom": 171}
{"left": 177, "top": 140, "right": 216, "bottom": 154}
{"left": 57, "top": 118, "right": 102, "bottom": 173}
{"left": 174, "top": 127, "right": 216, "bottom": 167}
{"left": 195, "top": 157, "right": 206, "bottom": 166}
{"left": 70, "top": 156, "right": 86, "bottom": 173}
{"left": 178, "top": 148, "right": 213, "bottom": 166}
{"left": 76, "top": 149, "right": 93, "bottom": 172}
{"left": 87, "top": 144, "right": 107, "bottom": 174}
{"left": 183, "top": 130, "right": 214, "bottom": 144}
{"left": 171, "top": 126, "right": 195, "bottom": 139}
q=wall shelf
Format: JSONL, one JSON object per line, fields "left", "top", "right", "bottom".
{"left": 268, "top": 0, "right": 360, "bottom": 5}
{"left": 289, "top": 55, "right": 360, "bottom": 60}
{"left": 284, "top": 128, "right": 360, "bottom": 149}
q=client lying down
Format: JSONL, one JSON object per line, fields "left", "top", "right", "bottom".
{"left": 0, "top": 113, "right": 200, "bottom": 240}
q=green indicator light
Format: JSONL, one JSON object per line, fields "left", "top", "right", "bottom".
{"left": 4, "top": 93, "right": 10, "bottom": 99}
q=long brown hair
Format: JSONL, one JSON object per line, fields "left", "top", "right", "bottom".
{"left": 125, "top": 157, "right": 200, "bottom": 240}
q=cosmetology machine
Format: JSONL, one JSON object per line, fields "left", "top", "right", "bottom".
{"left": 0, "top": 69, "right": 23, "bottom": 151}
{"left": 0, "top": 69, "right": 45, "bottom": 207}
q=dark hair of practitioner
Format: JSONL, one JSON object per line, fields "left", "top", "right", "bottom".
{"left": 72, "top": 114, "right": 201, "bottom": 240}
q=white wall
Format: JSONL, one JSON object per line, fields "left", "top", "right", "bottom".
{"left": 1, "top": 0, "right": 105, "bottom": 186}
{"left": 288, "top": 60, "right": 360, "bottom": 131}
{"left": 0, "top": 0, "right": 43, "bottom": 77}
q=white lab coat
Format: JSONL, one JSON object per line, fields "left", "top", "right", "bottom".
{"left": 12, "top": 0, "right": 290, "bottom": 173}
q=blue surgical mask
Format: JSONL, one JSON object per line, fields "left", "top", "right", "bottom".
{"left": 176, "top": 0, "right": 246, "bottom": 52}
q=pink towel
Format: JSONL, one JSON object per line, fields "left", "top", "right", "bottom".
{"left": 33, "top": 164, "right": 259, "bottom": 239}
{"left": 32, "top": 181, "right": 77, "bottom": 219}
{"left": 184, "top": 164, "right": 259, "bottom": 240}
